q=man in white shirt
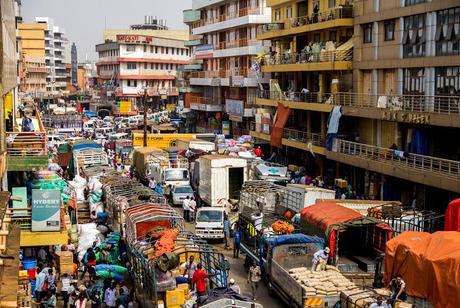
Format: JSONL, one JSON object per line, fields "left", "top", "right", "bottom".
{"left": 311, "top": 247, "right": 330, "bottom": 271}
{"left": 182, "top": 196, "right": 190, "bottom": 222}
{"left": 369, "top": 296, "right": 390, "bottom": 308}
{"left": 148, "top": 178, "right": 157, "bottom": 190}
{"left": 189, "top": 197, "right": 197, "bottom": 222}
{"left": 38, "top": 247, "right": 47, "bottom": 262}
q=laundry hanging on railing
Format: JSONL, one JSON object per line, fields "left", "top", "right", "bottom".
{"left": 326, "top": 106, "right": 342, "bottom": 150}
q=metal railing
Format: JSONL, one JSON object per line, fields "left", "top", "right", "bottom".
{"left": 266, "top": 48, "right": 352, "bottom": 65}
{"left": 190, "top": 68, "right": 255, "bottom": 78}
{"left": 257, "top": 91, "right": 460, "bottom": 116}
{"left": 192, "top": 7, "right": 265, "bottom": 29}
{"left": 215, "top": 38, "right": 260, "bottom": 50}
{"left": 6, "top": 132, "right": 48, "bottom": 157}
{"left": 189, "top": 96, "right": 221, "bottom": 105}
{"left": 334, "top": 139, "right": 460, "bottom": 179}
{"left": 251, "top": 122, "right": 325, "bottom": 147}
{"left": 257, "top": 6, "right": 353, "bottom": 35}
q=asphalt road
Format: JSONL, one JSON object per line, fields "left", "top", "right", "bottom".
{"left": 178, "top": 207, "right": 285, "bottom": 308}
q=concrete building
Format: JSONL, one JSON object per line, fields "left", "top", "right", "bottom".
{"left": 71, "top": 42, "right": 77, "bottom": 85}
{"left": 185, "top": 0, "right": 271, "bottom": 136}
{"left": 252, "top": 0, "right": 460, "bottom": 212}
{"left": 96, "top": 18, "right": 190, "bottom": 114}
{"left": 35, "top": 17, "right": 68, "bottom": 94}
{"left": 17, "top": 23, "right": 48, "bottom": 95}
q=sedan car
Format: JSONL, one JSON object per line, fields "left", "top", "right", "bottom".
{"left": 171, "top": 184, "right": 194, "bottom": 206}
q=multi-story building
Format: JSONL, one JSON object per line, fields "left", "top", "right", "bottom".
{"left": 96, "top": 18, "right": 190, "bottom": 113}
{"left": 252, "top": 0, "right": 460, "bottom": 212}
{"left": 35, "top": 17, "right": 68, "bottom": 93}
{"left": 186, "top": 0, "right": 271, "bottom": 135}
{"left": 71, "top": 42, "right": 77, "bottom": 85}
{"left": 17, "top": 23, "right": 48, "bottom": 95}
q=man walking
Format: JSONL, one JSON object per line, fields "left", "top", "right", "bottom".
{"left": 247, "top": 260, "right": 261, "bottom": 301}
{"left": 192, "top": 263, "right": 215, "bottom": 297}
{"left": 189, "top": 197, "right": 197, "bottom": 222}
{"left": 233, "top": 225, "right": 241, "bottom": 258}
{"left": 182, "top": 196, "right": 190, "bottom": 222}
{"left": 223, "top": 213, "right": 231, "bottom": 249}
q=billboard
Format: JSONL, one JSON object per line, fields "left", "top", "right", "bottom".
{"left": 31, "top": 189, "right": 61, "bottom": 232}
{"left": 132, "top": 133, "right": 214, "bottom": 148}
{"left": 119, "top": 101, "right": 131, "bottom": 113}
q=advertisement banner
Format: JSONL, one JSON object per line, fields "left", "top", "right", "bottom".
{"left": 31, "top": 189, "right": 61, "bottom": 232}
{"left": 222, "top": 121, "right": 230, "bottom": 135}
{"left": 119, "top": 101, "right": 131, "bottom": 113}
{"left": 225, "top": 99, "right": 244, "bottom": 116}
{"left": 132, "top": 133, "right": 214, "bottom": 148}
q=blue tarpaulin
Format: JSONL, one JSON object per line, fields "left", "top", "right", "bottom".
{"left": 264, "top": 234, "right": 324, "bottom": 248}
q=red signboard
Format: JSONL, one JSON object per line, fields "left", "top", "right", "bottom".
{"left": 117, "top": 35, "right": 153, "bottom": 44}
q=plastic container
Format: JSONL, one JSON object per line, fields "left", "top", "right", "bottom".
{"left": 165, "top": 289, "right": 185, "bottom": 307}
{"left": 22, "top": 258, "right": 37, "bottom": 270}
{"left": 27, "top": 269, "right": 36, "bottom": 279}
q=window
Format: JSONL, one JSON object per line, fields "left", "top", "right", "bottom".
{"left": 134, "top": 80, "right": 137, "bottom": 87}
{"left": 126, "top": 45, "right": 136, "bottom": 52}
{"left": 155, "top": 46, "right": 158, "bottom": 53}
{"left": 404, "top": 0, "right": 426, "bottom": 6}
{"left": 172, "top": 48, "right": 175, "bottom": 55}
{"left": 161, "top": 47, "right": 164, "bottom": 53}
{"left": 143, "top": 45, "right": 147, "bottom": 52}
{"left": 435, "top": 7, "right": 460, "bottom": 56}
{"left": 181, "top": 49, "right": 184, "bottom": 55}
{"left": 435, "top": 66, "right": 460, "bottom": 96}
{"left": 286, "top": 7, "right": 292, "bottom": 19}
{"left": 150, "top": 63, "right": 153, "bottom": 69}
{"left": 127, "top": 62, "right": 137, "bottom": 70}
{"left": 403, "top": 14, "right": 426, "bottom": 58}
{"left": 144, "top": 63, "right": 147, "bottom": 69}
{"left": 328, "top": 0, "right": 336, "bottom": 8}
{"left": 274, "top": 9, "right": 281, "bottom": 21}
{"left": 384, "top": 20, "right": 395, "bottom": 41}
{"left": 155, "top": 63, "right": 159, "bottom": 69}
{"left": 403, "top": 68, "right": 425, "bottom": 95}
{"left": 165, "top": 47, "right": 169, "bottom": 54}
{"left": 363, "top": 23, "right": 373, "bottom": 43}
{"left": 127, "top": 80, "right": 131, "bottom": 87}
{"left": 329, "top": 31, "right": 337, "bottom": 42}
{"left": 160, "top": 63, "right": 164, "bottom": 69}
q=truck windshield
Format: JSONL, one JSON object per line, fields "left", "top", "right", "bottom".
{"left": 196, "top": 210, "right": 223, "bottom": 223}
{"left": 165, "top": 169, "right": 189, "bottom": 181}
{"left": 174, "top": 186, "right": 193, "bottom": 194}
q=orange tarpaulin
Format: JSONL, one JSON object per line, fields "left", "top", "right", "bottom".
{"left": 300, "top": 202, "right": 363, "bottom": 232}
{"left": 384, "top": 231, "right": 460, "bottom": 308}
{"left": 270, "top": 103, "right": 290, "bottom": 148}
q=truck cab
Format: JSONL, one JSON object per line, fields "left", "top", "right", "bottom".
{"left": 195, "top": 207, "right": 225, "bottom": 240}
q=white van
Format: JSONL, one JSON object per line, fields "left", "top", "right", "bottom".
{"left": 95, "top": 127, "right": 115, "bottom": 137}
{"left": 83, "top": 121, "right": 96, "bottom": 132}
{"left": 128, "top": 116, "right": 139, "bottom": 127}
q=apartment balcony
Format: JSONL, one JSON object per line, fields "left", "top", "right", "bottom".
{"left": 192, "top": 7, "right": 271, "bottom": 35}
{"left": 261, "top": 48, "right": 352, "bottom": 73}
{"left": 190, "top": 68, "right": 263, "bottom": 87}
{"left": 190, "top": 96, "right": 223, "bottom": 112}
{"left": 213, "top": 39, "right": 269, "bottom": 58}
{"left": 183, "top": 9, "right": 201, "bottom": 24}
{"left": 256, "top": 90, "right": 334, "bottom": 112}
{"left": 7, "top": 109, "right": 48, "bottom": 172}
{"left": 146, "top": 87, "right": 179, "bottom": 96}
{"left": 326, "top": 139, "right": 460, "bottom": 193}
{"left": 26, "top": 67, "right": 49, "bottom": 73}
{"left": 250, "top": 122, "right": 325, "bottom": 155}
{"left": 257, "top": 7, "right": 353, "bottom": 40}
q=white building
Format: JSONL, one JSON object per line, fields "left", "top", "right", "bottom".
{"left": 35, "top": 17, "right": 68, "bottom": 93}
{"left": 186, "top": 0, "right": 271, "bottom": 135}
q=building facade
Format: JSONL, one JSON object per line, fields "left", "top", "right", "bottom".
{"left": 252, "top": 0, "right": 460, "bottom": 212}
{"left": 35, "top": 17, "right": 68, "bottom": 94}
{"left": 96, "top": 19, "right": 190, "bottom": 114}
{"left": 71, "top": 42, "right": 77, "bottom": 85}
{"left": 185, "top": 0, "right": 271, "bottom": 135}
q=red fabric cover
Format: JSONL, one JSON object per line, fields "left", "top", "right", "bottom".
{"left": 300, "top": 202, "right": 363, "bottom": 231}
{"left": 444, "top": 198, "right": 460, "bottom": 231}
{"left": 384, "top": 231, "right": 460, "bottom": 308}
{"left": 329, "top": 229, "right": 337, "bottom": 261}
{"left": 270, "top": 103, "right": 290, "bottom": 148}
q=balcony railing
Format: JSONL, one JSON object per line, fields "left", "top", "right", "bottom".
{"left": 257, "top": 6, "right": 353, "bottom": 35}
{"left": 145, "top": 87, "right": 179, "bottom": 96}
{"left": 251, "top": 122, "right": 325, "bottom": 147}
{"left": 192, "top": 7, "right": 265, "bottom": 29}
{"left": 190, "top": 68, "right": 255, "bottom": 78}
{"left": 216, "top": 38, "right": 260, "bottom": 50}
{"left": 333, "top": 139, "right": 460, "bottom": 179}
{"left": 265, "top": 48, "right": 352, "bottom": 65}
{"left": 189, "top": 96, "right": 222, "bottom": 105}
{"left": 6, "top": 132, "right": 47, "bottom": 157}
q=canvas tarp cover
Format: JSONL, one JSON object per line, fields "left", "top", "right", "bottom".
{"left": 384, "top": 231, "right": 460, "bottom": 308}
{"left": 270, "top": 103, "right": 290, "bottom": 148}
{"left": 264, "top": 234, "right": 324, "bottom": 248}
{"left": 300, "top": 202, "right": 363, "bottom": 232}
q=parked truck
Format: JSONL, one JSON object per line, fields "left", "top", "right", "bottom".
{"left": 198, "top": 155, "right": 247, "bottom": 207}
{"left": 176, "top": 138, "right": 216, "bottom": 152}
{"left": 149, "top": 155, "right": 189, "bottom": 187}
{"left": 132, "top": 147, "right": 166, "bottom": 183}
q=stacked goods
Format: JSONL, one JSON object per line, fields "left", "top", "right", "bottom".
{"left": 340, "top": 288, "right": 391, "bottom": 308}
{"left": 55, "top": 251, "right": 74, "bottom": 274}
{"left": 272, "top": 220, "right": 295, "bottom": 234}
{"left": 288, "top": 266, "right": 357, "bottom": 297}
{"left": 154, "top": 229, "right": 180, "bottom": 258}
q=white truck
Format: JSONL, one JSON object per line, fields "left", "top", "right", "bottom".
{"left": 149, "top": 155, "right": 190, "bottom": 187}
{"left": 198, "top": 155, "right": 248, "bottom": 207}
{"left": 177, "top": 138, "right": 216, "bottom": 152}
{"left": 195, "top": 207, "right": 225, "bottom": 240}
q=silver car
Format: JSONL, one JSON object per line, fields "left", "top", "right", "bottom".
{"left": 171, "top": 184, "right": 194, "bottom": 205}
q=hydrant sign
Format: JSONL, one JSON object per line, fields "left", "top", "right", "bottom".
{"left": 31, "top": 189, "right": 61, "bottom": 232}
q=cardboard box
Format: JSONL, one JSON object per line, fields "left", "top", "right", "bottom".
{"left": 165, "top": 289, "right": 185, "bottom": 307}
{"left": 335, "top": 178, "right": 348, "bottom": 189}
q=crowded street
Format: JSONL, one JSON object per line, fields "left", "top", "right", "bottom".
{"left": 0, "top": 0, "right": 459, "bottom": 308}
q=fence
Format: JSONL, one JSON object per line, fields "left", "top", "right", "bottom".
{"left": 266, "top": 48, "right": 353, "bottom": 65}
{"left": 192, "top": 7, "right": 265, "bottom": 28}
{"left": 6, "top": 132, "right": 48, "bottom": 157}
{"left": 251, "top": 122, "right": 324, "bottom": 147}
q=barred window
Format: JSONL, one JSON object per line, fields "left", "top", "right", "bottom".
{"left": 384, "top": 20, "right": 395, "bottom": 41}
{"left": 435, "top": 7, "right": 460, "bottom": 56}
{"left": 435, "top": 67, "right": 460, "bottom": 96}
{"left": 403, "top": 14, "right": 426, "bottom": 58}
{"left": 403, "top": 68, "right": 425, "bottom": 95}
{"left": 404, "top": 0, "right": 426, "bottom": 6}
{"left": 363, "top": 23, "right": 373, "bottom": 44}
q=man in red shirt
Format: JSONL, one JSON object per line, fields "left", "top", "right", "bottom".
{"left": 254, "top": 146, "right": 262, "bottom": 157}
{"left": 192, "top": 263, "right": 214, "bottom": 297}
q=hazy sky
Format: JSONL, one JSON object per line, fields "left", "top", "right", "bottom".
{"left": 22, "top": 0, "right": 191, "bottom": 62}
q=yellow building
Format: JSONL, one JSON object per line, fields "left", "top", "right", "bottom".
{"left": 252, "top": 0, "right": 354, "bottom": 172}
{"left": 18, "top": 23, "right": 48, "bottom": 94}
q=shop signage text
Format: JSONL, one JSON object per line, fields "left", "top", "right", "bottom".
{"left": 382, "top": 111, "right": 430, "bottom": 124}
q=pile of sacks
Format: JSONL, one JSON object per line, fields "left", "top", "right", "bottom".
{"left": 77, "top": 223, "right": 104, "bottom": 261}
{"left": 288, "top": 266, "right": 357, "bottom": 297}
{"left": 68, "top": 175, "right": 87, "bottom": 203}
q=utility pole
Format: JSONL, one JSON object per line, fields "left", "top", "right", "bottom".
{"left": 143, "top": 88, "right": 148, "bottom": 147}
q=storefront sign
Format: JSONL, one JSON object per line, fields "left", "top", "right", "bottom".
{"left": 210, "top": 78, "right": 220, "bottom": 86}
{"left": 132, "top": 133, "right": 214, "bottom": 148}
{"left": 231, "top": 76, "right": 244, "bottom": 87}
{"left": 31, "top": 189, "right": 61, "bottom": 232}
{"left": 382, "top": 111, "right": 430, "bottom": 124}
{"left": 117, "top": 35, "right": 153, "bottom": 44}
{"left": 225, "top": 99, "right": 244, "bottom": 116}
{"left": 222, "top": 121, "right": 230, "bottom": 135}
{"left": 119, "top": 101, "right": 131, "bottom": 113}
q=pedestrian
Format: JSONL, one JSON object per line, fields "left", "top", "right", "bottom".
{"left": 89, "top": 287, "right": 101, "bottom": 308}
{"left": 47, "top": 268, "right": 56, "bottom": 291}
{"left": 228, "top": 278, "right": 241, "bottom": 294}
{"left": 148, "top": 177, "right": 156, "bottom": 190}
{"left": 74, "top": 293, "right": 87, "bottom": 308}
{"left": 117, "top": 288, "right": 130, "bottom": 308}
{"left": 67, "top": 281, "right": 78, "bottom": 308}
{"left": 247, "top": 260, "right": 261, "bottom": 301}
{"left": 182, "top": 196, "right": 190, "bottom": 222}
{"left": 81, "top": 248, "right": 96, "bottom": 280}
{"left": 66, "top": 239, "right": 76, "bottom": 253}
{"left": 223, "top": 213, "right": 231, "bottom": 249}
{"left": 388, "top": 274, "right": 407, "bottom": 304}
{"left": 38, "top": 247, "right": 48, "bottom": 263}
{"left": 60, "top": 273, "right": 71, "bottom": 308}
{"left": 181, "top": 255, "right": 197, "bottom": 287}
{"left": 44, "top": 290, "right": 57, "bottom": 307}
{"left": 233, "top": 225, "right": 241, "bottom": 258}
{"left": 35, "top": 266, "right": 48, "bottom": 301}
{"left": 192, "top": 263, "right": 215, "bottom": 297}
{"left": 311, "top": 247, "right": 330, "bottom": 271}
{"left": 189, "top": 197, "right": 197, "bottom": 222}
{"left": 254, "top": 146, "right": 262, "bottom": 157}
{"left": 104, "top": 282, "right": 118, "bottom": 308}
